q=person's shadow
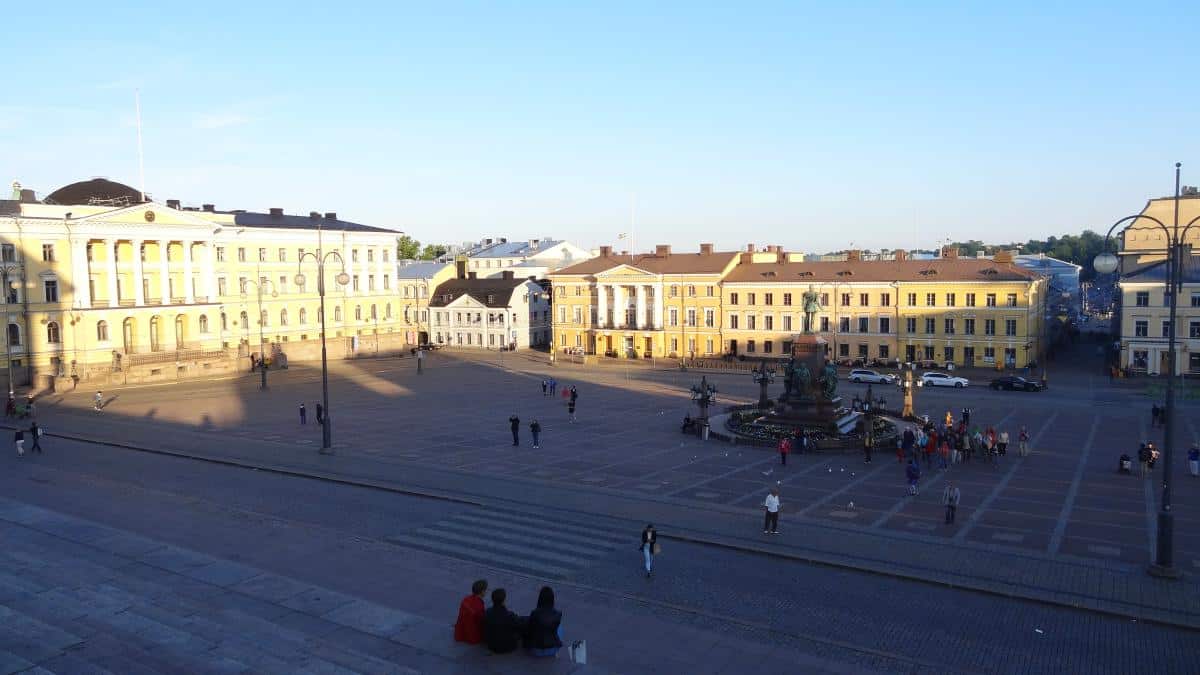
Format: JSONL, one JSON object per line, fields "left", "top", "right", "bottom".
{"left": 99, "top": 395, "right": 119, "bottom": 410}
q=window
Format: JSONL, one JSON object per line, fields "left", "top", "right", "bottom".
{"left": 258, "top": 248, "right": 267, "bottom": 262}
{"left": 218, "top": 278, "right": 228, "bottom": 296}
{"left": 879, "top": 317, "right": 890, "bottom": 333}
{"left": 706, "top": 338, "right": 714, "bottom": 354}
{"left": 278, "top": 248, "right": 287, "bottom": 262}
{"left": 573, "top": 307, "right": 582, "bottom": 324}
{"left": 764, "top": 340, "right": 773, "bottom": 354}
{"left": 352, "top": 276, "right": 359, "bottom": 292}
{"left": 1162, "top": 321, "right": 1171, "bottom": 338}
{"left": 747, "top": 315, "right": 757, "bottom": 330}
{"left": 783, "top": 293, "right": 792, "bottom": 306}
{"left": 1007, "top": 293, "right": 1018, "bottom": 307}
{"left": 367, "top": 249, "right": 375, "bottom": 263}
{"left": 906, "top": 293, "right": 917, "bottom": 306}
{"left": 879, "top": 344, "right": 890, "bottom": 359}
{"left": 687, "top": 308, "right": 697, "bottom": 327}
{"left": 669, "top": 308, "right": 679, "bottom": 327}
{"left": 277, "top": 276, "right": 287, "bottom": 294}
{"left": 924, "top": 318, "right": 935, "bottom": 334}
{"left": 820, "top": 316, "right": 829, "bottom": 332}
{"left": 905, "top": 317, "right": 917, "bottom": 333}
{"left": 729, "top": 314, "right": 738, "bottom": 329}
{"left": 355, "top": 306, "right": 362, "bottom": 321}
{"left": 986, "top": 293, "right": 997, "bottom": 307}
{"left": 237, "top": 247, "right": 246, "bottom": 262}
{"left": 859, "top": 293, "right": 869, "bottom": 306}
{"left": 670, "top": 285, "right": 679, "bottom": 298}
{"left": 746, "top": 339, "right": 756, "bottom": 353}
{"left": 985, "top": 319, "right": 996, "bottom": 335}
{"left": 199, "top": 315, "right": 209, "bottom": 333}
{"left": 838, "top": 343, "right": 849, "bottom": 357}
{"left": 368, "top": 276, "right": 376, "bottom": 291}
{"left": 688, "top": 285, "right": 697, "bottom": 297}
{"left": 46, "top": 321, "right": 60, "bottom": 343}
{"left": 880, "top": 293, "right": 891, "bottom": 307}
{"left": 984, "top": 346, "right": 996, "bottom": 360}
{"left": 1190, "top": 321, "right": 1200, "bottom": 339}
{"left": 925, "top": 293, "right": 936, "bottom": 306}
{"left": 6, "top": 323, "right": 19, "bottom": 346}
{"left": 764, "top": 292, "right": 773, "bottom": 305}
{"left": 858, "top": 317, "right": 869, "bottom": 333}
{"left": 1135, "top": 291, "right": 1149, "bottom": 307}
{"left": 1005, "top": 319, "right": 1017, "bottom": 336}
{"left": 839, "top": 317, "right": 850, "bottom": 333}
{"left": 96, "top": 320, "right": 109, "bottom": 341}
{"left": 944, "top": 318, "right": 955, "bottom": 334}
{"left": 764, "top": 315, "right": 773, "bottom": 330}
{"left": 783, "top": 315, "right": 792, "bottom": 331}
{"left": 370, "top": 304, "right": 377, "bottom": 320}
{"left": 704, "top": 309, "right": 714, "bottom": 328}
{"left": 945, "top": 346, "right": 955, "bottom": 363}
{"left": 352, "top": 249, "right": 359, "bottom": 263}
{"left": 43, "top": 280, "right": 58, "bottom": 302}
{"left": 383, "top": 275, "right": 390, "bottom": 290}
{"left": 334, "top": 307, "right": 342, "bottom": 322}
{"left": 1, "top": 244, "right": 14, "bottom": 262}
{"left": 1192, "top": 294, "right": 1200, "bottom": 308}
{"left": 964, "top": 318, "right": 976, "bottom": 335}
{"left": 279, "top": 309, "right": 288, "bottom": 326}
{"left": 42, "top": 244, "right": 55, "bottom": 262}
{"left": 946, "top": 293, "right": 956, "bottom": 307}
{"left": 924, "top": 345, "right": 935, "bottom": 360}
{"left": 820, "top": 293, "right": 829, "bottom": 306}
{"left": 841, "top": 293, "right": 851, "bottom": 307}
{"left": 573, "top": 286, "right": 581, "bottom": 296}
{"left": 858, "top": 343, "right": 868, "bottom": 358}
{"left": 557, "top": 306, "right": 567, "bottom": 323}
{"left": 216, "top": 247, "right": 226, "bottom": 262}
{"left": 748, "top": 293, "right": 756, "bottom": 305}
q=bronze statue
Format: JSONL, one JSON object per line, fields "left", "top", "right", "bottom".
{"left": 801, "top": 285, "right": 822, "bottom": 334}
{"left": 795, "top": 361, "right": 812, "bottom": 398}
{"left": 819, "top": 360, "right": 838, "bottom": 399}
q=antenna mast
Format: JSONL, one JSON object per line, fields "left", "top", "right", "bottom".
{"left": 135, "top": 90, "right": 146, "bottom": 202}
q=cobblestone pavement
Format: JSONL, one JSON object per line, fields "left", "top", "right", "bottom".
{"left": 1, "top": 440, "right": 1196, "bottom": 674}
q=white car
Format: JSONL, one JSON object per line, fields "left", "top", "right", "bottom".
{"left": 921, "top": 372, "right": 970, "bottom": 388}
{"left": 848, "top": 369, "right": 896, "bottom": 384}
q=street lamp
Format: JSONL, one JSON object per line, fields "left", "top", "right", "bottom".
{"left": 689, "top": 375, "right": 717, "bottom": 422}
{"left": 1094, "top": 162, "right": 1199, "bottom": 579}
{"left": 751, "top": 362, "right": 775, "bottom": 409}
{"left": 296, "top": 226, "right": 350, "bottom": 454}
{"left": 241, "top": 272, "right": 278, "bottom": 390}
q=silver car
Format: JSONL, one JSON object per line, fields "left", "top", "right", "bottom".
{"left": 848, "top": 369, "right": 897, "bottom": 384}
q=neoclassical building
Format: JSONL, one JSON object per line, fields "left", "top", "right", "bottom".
{"left": 2, "top": 178, "right": 402, "bottom": 389}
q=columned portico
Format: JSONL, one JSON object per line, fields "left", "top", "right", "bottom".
{"left": 597, "top": 283, "right": 608, "bottom": 327}
{"left": 653, "top": 284, "right": 664, "bottom": 329}
{"left": 635, "top": 285, "right": 647, "bottom": 330}
{"left": 183, "top": 240, "right": 195, "bottom": 303}
{"left": 158, "top": 240, "right": 170, "bottom": 304}
{"left": 105, "top": 239, "right": 118, "bottom": 308}
{"left": 133, "top": 239, "right": 146, "bottom": 305}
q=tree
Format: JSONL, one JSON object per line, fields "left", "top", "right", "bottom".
{"left": 397, "top": 235, "right": 422, "bottom": 260}
{"left": 419, "top": 244, "right": 448, "bottom": 260}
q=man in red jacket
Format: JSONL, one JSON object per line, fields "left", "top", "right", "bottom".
{"left": 454, "top": 579, "right": 488, "bottom": 644}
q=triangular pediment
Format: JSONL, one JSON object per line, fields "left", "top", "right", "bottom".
{"left": 79, "top": 204, "right": 217, "bottom": 228}
{"left": 445, "top": 294, "right": 485, "bottom": 309}
{"left": 595, "top": 263, "right": 656, "bottom": 278}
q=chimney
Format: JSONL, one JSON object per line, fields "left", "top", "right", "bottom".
{"left": 309, "top": 211, "right": 321, "bottom": 219}
{"left": 484, "top": 238, "right": 493, "bottom": 245}
{"left": 324, "top": 212, "right": 337, "bottom": 220}
{"left": 746, "top": 244, "right": 756, "bottom": 253}
{"left": 993, "top": 249, "right": 1014, "bottom": 264}
{"left": 847, "top": 249, "right": 861, "bottom": 262}
{"left": 620, "top": 250, "right": 628, "bottom": 256}
{"left": 599, "top": 245, "right": 612, "bottom": 257}
{"left": 455, "top": 256, "right": 468, "bottom": 279}
{"left": 500, "top": 237, "right": 507, "bottom": 244}
{"left": 776, "top": 248, "right": 786, "bottom": 263}
{"left": 655, "top": 244, "right": 671, "bottom": 256}
{"left": 166, "top": 199, "right": 180, "bottom": 209}
{"left": 941, "top": 246, "right": 959, "bottom": 259}
{"left": 502, "top": 270, "right": 514, "bottom": 279}
{"left": 269, "top": 207, "right": 284, "bottom": 217}
{"left": 895, "top": 249, "right": 908, "bottom": 262}
{"left": 202, "top": 203, "right": 215, "bottom": 212}
{"left": 699, "top": 243, "right": 713, "bottom": 255}
{"left": 530, "top": 239, "right": 540, "bottom": 249}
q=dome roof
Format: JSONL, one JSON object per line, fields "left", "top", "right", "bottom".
{"left": 44, "top": 178, "right": 146, "bottom": 206}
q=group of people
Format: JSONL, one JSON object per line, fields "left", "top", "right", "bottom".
{"left": 6, "top": 393, "right": 36, "bottom": 419}
{"left": 297, "top": 402, "right": 326, "bottom": 426}
{"left": 454, "top": 580, "right": 563, "bottom": 657}
{"left": 896, "top": 410, "right": 1028, "bottom": 497}
{"left": 775, "top": 428, "right": 815, "bottom": 465}
{"left": 508, "top": 383, "right": 579, "bottom": 448}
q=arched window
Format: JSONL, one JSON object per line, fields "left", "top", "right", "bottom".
{"left": 280, "top": 309, "right": 288, "bottom": 326}
{"left": 239, "top": 311, "right": 249, "bottom": 332}
{"left": 370, "top": 304, "right": 377, "bottom": 319}
{"left": 260, "top": 309, "right": 269, "bottom": 327}
{"left": 46, "top": 321, "right": 61, "bottom": 344}
{"left": 299, "top": 308, "right": 308, "bottom": 324}
{"left": 385, "top": 303, "right": 392, "bottom": 318}
{"left": 149, "top": 316, "right": 162, "bottom": 351}
{"left": 199, "top": 315, "right": 209, "bottom": 333}
{"left": 355, "top": 305, "right": 362, "bottom": 321}
{"left": 96, "top": 320, "right": 109, "bottom": 341}
{"left": 333, "top": 306, "right": 342, "bottom": 322}
{"left": 7, "top": 324, "right": 19, "bottom": 347}
{"left": 221, "top": 313, "right": 228, "bottom": 331}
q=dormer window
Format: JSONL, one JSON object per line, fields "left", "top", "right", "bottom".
{"left": 796, "top": 271, "right": 813, "bottom": 278}
{"left": 836, "top": 270, "right": 853, "bottom": 277}
{"left": 919, "top": 269, "right": 938, "bottom": 276}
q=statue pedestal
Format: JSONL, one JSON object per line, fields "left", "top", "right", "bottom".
{"left": 773, "top": 334, "right": 840, "bottom": 430}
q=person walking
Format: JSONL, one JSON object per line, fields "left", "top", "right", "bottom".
{"left": 961, "top": 407, "right": 971, "bottom": 426}
{"left": 905, "top": 459, "right": 921, "bottom": 495}
{"left": 541, "top": 379, "right": 548, "bottom": 396}
{"left": 1018, "top": 426, "right": 1030, "bottom": 457}
{"left": 1137, "top": 443, "right": 1152, "bottom": 478}
{"left": 943, "top": 481, "right": 961, "bottom": 524}
{"left": 567, "top": 397, "right": 576, "bottom": 423}
{"left": 1151, "top": 403, "right": 1161, "bottom": 428}
{"left": 93, "top": 391, "right": 103, "bottom": 412}
{"left": 299, "top": 403, "right": 307, "bottom": 425}
{"left": 901, "top": 426, "right": 915, "bottom": 463}
{"left": 762, "top": 488, "right": 781, "bottom": 534}
{"left": 778, "top": 436, "right": 791, "bottom": 466}
{"left": 509, "top": 415, "right": 520, "bottom": 446}
{"left": 863, "top": 432, "right": 873, "bottom": 463}
{"left": 28, "top": 422, "right": 42, "bottom": 454}
{"left": 315, "top": 403, "right": 325, "bottom": 426}
{"left": 1188, "top": 443, "right": 1199, "bottom": 477}
{"left": 530, "top": 419, "right": 541, "bottom": 449}
{"left": 14, "top": 428, "right": 25, "bottom": 456}
{"left": 548, "top": 379, "right": 557, "bottom": 396}
{"left": 639, "top": 524, "right": 658, "bottom": 578}
{"left": 998, "top": 429, "right": 1010, "bottom": 456}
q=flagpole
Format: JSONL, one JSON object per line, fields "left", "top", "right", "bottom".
{"left": 629, "top": 193, "right": 636, "bottom": 260}
{"left": 135, "top": 89, "right": 146, "bottom": 202}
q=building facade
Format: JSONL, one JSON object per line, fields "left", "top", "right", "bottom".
{"left": 396, "top": 261, "right": 456, "bottom": 346}
{"left": 427, "top": 265, "right": 550, "bottom": 350}
{"left": 450, "top": 237, "right": 593, "bottom": 279}
{"left": 1, "top": 178, "right": 403, "bottom": 389}
{"left": 1013, "top": 254, "right": 1081, "bottom": 316}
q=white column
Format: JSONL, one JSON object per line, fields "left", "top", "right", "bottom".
{"left": 597, "top": 283, "right": 608, "bottom": 328}
{"left": 132, "top": 239, "right": 145, "bottom": 305}
{"left": 73, "top": 239, "right": 91, "bottom": 308}
{"left": 159, "top": 240, "right": 170, "bottom": 304}
{"left": 204, "top": 240, "right": 216, "bottom": 300}
{"left": 654, "top": 284, "right": 665, "bottom": 329}
{"left": 183, "top": 240, "right": 195, "bottom": 303}
{"left": 635, "top": 284, "right": 647, "bottom": 330}
{"left": 105, "top": 239, "right": 119, "bottom": 308}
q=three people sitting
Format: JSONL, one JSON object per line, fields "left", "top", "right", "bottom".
{"left": 455, "top": 581, "right": 563, "bottom": 657}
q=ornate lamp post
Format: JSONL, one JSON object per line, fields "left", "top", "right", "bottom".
{"left": 751, "top": 362, "right": 775, "bottom": 409}
{"left": 689, "top": 375, "right": 717, "bottom": 422}
{"left": 1093, "top": 163, "right": 1199, "bottom": 579}
{"left": 241, "top": 272, "right": 277, "bottom": 390}
{"left": 295, "top": 224, "right": 350, "bottom": 454}
{"left": 900, "top": 367, "right": 915, "bottom": 419}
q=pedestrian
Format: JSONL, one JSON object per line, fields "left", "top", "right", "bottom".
{"left": 14, "top": 428, "right": 25, "bottom": 456}
{"left": 1151, "top": 403, "right": 1160, "bottom": 428}
{"left": 863, "top": 432, "right": 873, "bottom": 463}
{"left": 29, "top": 422, "right": 42, "bottom": 453}
{"left": 1188, "top": 444, "right": 1199, "bottom": 477}
{"left": 961, "top": 407, "right": 971, "bottom": 426}
{"left": 1018, "top": 426, "right": 1030, "bottom": 457}
{"left": 943, "top": 481, "right": 961, "bottom": 524}
{"left": 299, "top": 403, "right": 307, "bottom": 425}
{"left": 998, "top": 429, "right": 1009, "bottom": 456}
{"left": 905, "top": 459, "right": 921, "bottom": 495}
{"left": 483, "top": 589, "right": 524, "bottom": 654}
{"left": 454, "top": 579, "right": 488, "bottom": 645}
{"left": 640, "top": 524, "right": 658, "bottom": 578}
{"left": 541, "top": 379, "right": 548, "bottom": 396}
{"left": 25, "top": 394, "right": 35, "bottom": 418}
{"left": 548, "top": 379, "right": 557, "bottom": 396}
{"left": 509, "top": 414, "right": 520, "bottom": 446}
{"left": 944, "top": 410, "right": 953, "bottom": 428}
{"left": 762, "top": 488, "right": 781, "bottom": 534}
{"left": 93, "top": 391, "right": 103, "bottom": 412}
{"left": 249, "top": 353, "right": 257, "bottom": 372}
{"left": 1148, "top": 442, "right": 1160, "bottom": 470}
{"left": 569, "top": 385, "right": 578, "bottom": 403}
{"left": 778, "top": 436, "right": 791, "bottom": 465}
{"left": 923, "top": 429, "right": 936, "bottom": 467}
{"left": 938, "top": 436, "right": 950, "bottom": 469}
{"left": 1137, "top": 443, "right": 1152, "bottom": 478}
{"left": 530, "top": 419, "right": 541, "bottom": 448}
{"left": 901, "top": 426, "right": 915, "bottom": 463}
{"left": 524, "top": 586, "right": 564, "bottom": 658}
{"left": 315, "top": 403, "right": 325, "bottom": 425}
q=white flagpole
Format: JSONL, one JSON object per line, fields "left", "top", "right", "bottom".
{"left": 629, "top": 192, "right": 636, "bottom": 260}
{"left": 135, "top": 89, "right": 146, "bottom": 202}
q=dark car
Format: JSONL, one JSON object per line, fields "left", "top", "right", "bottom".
{"left": 989, "top": 376, "right": 1042, "bottom": 392}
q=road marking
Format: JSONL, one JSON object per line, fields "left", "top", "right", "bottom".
{"left": 1139, "top": 416, "right": 1159, "bottom": 561}
{"left": 992, "top": 532, "right": 1025, "bottom": 543}
{"left": 799, "top": 460, "right": 893, "bottom": 517}
{"left": 1046, "top": 414, "right": 1100, "bottom": 555}
{"left": 1088, "top": 544, "right": 1121, "bottom": 557}
{"left": 953, "top": 410, "right": 1055, "bottom": 543}
{"left": 906, "top": 521, "right": 936, "bottom": 531}
{"left": 828, "top": 510, "right": 859, "bottom": 519}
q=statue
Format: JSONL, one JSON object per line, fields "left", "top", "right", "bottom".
{"left": 818, "top": 360, "right": 838, "bottom": 400}
{"left": 782, "top": 356, "right": 795, "bottom": 400}
{"left": 801, "top": 285, "right": 822, "bottom": 334}
{"left": 795, "top": 362, "right": 812, "bottom": 399}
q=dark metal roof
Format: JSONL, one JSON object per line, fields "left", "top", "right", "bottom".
{"left": 44, "top": 178, "right": 146, "bottom": 206}
{"left": 223, "top": 211, "right": 395, "bottom": 234}
{"left": 428, "top": 277, "right": 529, "bottom": 308}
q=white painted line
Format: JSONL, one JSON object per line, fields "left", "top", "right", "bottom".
{"left": 1046, "top": 414, "right": 1100, "bottom": 555}
{"left": 992, "top": 532, "right": 1025, "bottom": 543}
{"left": 1087, "top": 544, "right": 1121, "bottom": 557}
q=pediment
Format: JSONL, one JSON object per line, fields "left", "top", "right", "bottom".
{"left": 79, "top": 204, "right": 216, "bottom": 229}
{"left": 595, "top": 264, "right": 656, "bottom": 279}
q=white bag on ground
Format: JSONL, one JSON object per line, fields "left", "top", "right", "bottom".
{"left": 569, "top": 639, "right": 587, "bottom": 664}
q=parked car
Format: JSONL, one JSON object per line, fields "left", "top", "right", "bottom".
{"left": 848, "top": 369, "right": 897, "bottom": 384}
{"left": 989, "top": 375, "right": 1043, "bottom": 392}
{"left": 920, "top": 372, "right": 970, "bottom": 388}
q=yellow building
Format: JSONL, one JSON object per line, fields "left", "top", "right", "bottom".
{"left": 2, "top": 178, "right": 403, "bottom": 390}
{"left": 550, "top": 243, "right": 1048, "bottom": 369}
{"left": 548, "top": 244, "right": 739, "bottom": 359}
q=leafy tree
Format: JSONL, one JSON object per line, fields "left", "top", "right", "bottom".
{"left": 397, "top": 235, "right": 422, "bottom": 260}
{"left": 419, "top": 243, "right": 448, "bottom": 260}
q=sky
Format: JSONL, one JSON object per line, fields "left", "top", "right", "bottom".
{"left": 2, "top": 2, "right": 1197, "bottom": 253}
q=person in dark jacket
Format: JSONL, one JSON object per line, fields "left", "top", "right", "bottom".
{"left": 28, "top": 422, "right": 42, "bottom": 453}
{"left": 483, "top": 588, "right": 524, "bottom": 654}
{"left": 524, "top": 586, "right": 563, "bottom": 657}
{"left": 509, "top": 415, "right": 520, "bottom": 446}
{"left": 530, "top": 420, "right": 541, "bottom": 448}
{"left": 640, "top": 524, "right": 657, "bottom": 578}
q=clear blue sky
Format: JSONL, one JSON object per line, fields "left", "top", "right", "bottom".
{"left": 3, "top": 2, "right": 1197, "bottom": 253}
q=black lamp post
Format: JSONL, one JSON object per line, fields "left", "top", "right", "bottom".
{"left": 752, "top": 362, "right": 775, "bottom": 409}
{"left": 242, "top": 271, "right": 277, "bottom": 391}
{"left": 1094, "top": 162, "right": 1199, "bottom": 579}
{"left": 296, "top": 223, "right": 350, "bottom": 454}
{"left": 689, "top": 375, "right": 717, "bottom": 422}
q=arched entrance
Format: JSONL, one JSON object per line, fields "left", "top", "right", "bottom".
{"left": 122, "top": 317, "right": 137, "bottom": 353}
{"left": 174, "top": 315, "right": 187, "bottom": 349}
{"left": 149, "top": 316, "right": 162, "bottom": 352}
